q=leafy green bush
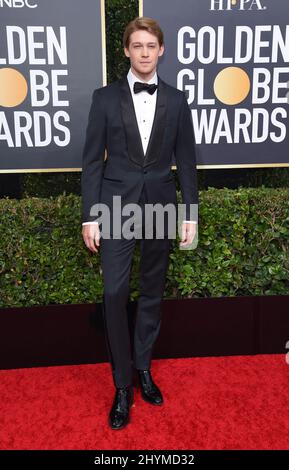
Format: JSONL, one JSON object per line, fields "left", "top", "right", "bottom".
{"left": 1, "top": 187, "right": 288, "bottom": 307}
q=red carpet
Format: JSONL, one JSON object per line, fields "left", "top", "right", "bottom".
{"left": 0, "top": 354, "right": 288, "bottom": 450}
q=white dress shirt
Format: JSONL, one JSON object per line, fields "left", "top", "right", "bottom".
{"left": 127, "top": 67, "right": 158, "bottom": 155}
{"left": 82, "top": 67, "right": 196, "bottom": 225}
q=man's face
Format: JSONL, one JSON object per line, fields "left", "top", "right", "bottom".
{"left": 124, "top": 30, "right": 164, "bottom": 77}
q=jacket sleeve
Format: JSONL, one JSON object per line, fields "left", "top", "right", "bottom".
{"left": 174, "top": 91, "right": 198, "bottom": 223}
{"left": 81, "top": 88, "right": 106, "bottom": 224}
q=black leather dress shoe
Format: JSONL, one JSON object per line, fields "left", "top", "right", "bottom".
{"left": 108, "top": 385, "right": 134, "bottom": 430}
{"left": 137, "top": 369, "right": 163, "bottom": 405}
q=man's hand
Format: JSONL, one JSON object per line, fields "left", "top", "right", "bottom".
{"left": 82, "top": 223, "right": 100, "bottom": 253}
{"left": 179, "top": 222, "right": 197, "bottom": 248}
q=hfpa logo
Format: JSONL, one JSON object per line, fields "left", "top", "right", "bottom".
{"left": 210, "top": 0, "right": 266, "bottom": 11}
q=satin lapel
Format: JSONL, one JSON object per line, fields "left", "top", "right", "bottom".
{"left": 144, "top": 75, "right": 167, "bottom": 167}
{"left": 119, "top": 75, "right": 168, "bottom": 167}
{"left": 119, "top": 76, "right": 144, "bottom": 166}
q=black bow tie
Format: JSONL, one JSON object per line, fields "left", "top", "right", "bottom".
{"left": 133, "top": 82, "right": 158, "bottom": 95}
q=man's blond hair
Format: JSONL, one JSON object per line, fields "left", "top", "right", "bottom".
{"left": 123, "top": 16, "right": 164, "bottom": 49}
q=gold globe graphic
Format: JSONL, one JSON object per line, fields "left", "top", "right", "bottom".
{"left": 0, "top": 68, "right": 28, "bottom": 107}
{"left": 214, "top": 67, "right": 251, "bottom": 106}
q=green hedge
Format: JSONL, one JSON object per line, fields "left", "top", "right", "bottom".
{"left": 0, "top": 187, "right": 288, "bottom": 308}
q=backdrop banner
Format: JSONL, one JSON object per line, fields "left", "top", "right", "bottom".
{"left": 142, "top": 0, "right": 289, "bottom": 168}
{"left": 0, "top": 0, "right": 106, "bottom": 173}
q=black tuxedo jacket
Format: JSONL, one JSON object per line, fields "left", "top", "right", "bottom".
{"left": 81, "top": 74, "right": 198, "bottom": 228}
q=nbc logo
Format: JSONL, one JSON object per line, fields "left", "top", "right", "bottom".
{"left": 210, "top": 0, "right": 266, "bottom": 10}
{"left": 0, "top": 0, "right": 38, "bottom": 8}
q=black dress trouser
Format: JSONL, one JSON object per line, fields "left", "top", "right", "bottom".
{"left": 99, "top": 183, "right": 172, "bottom": 388}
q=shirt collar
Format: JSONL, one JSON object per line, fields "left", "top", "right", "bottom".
{"left": 127, "top": 67, "right": 158, "bottom": 95}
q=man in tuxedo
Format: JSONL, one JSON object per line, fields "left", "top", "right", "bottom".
{"left": 81, "top": 17, "right": 198, "bottom": 430}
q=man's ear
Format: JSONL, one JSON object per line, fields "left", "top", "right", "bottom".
{"left": 158, "top": 44, "right": 165, "bottom": 57}
{"left": 124, "top": 47, "right": 130, "bottom": 58}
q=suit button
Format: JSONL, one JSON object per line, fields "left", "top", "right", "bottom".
{"left": 143, "top": 170, "right": 147, "bottom": 174}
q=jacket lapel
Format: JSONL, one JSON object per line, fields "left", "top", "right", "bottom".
{"left": 119, "top": 74, "right": 167, "bottom": 167}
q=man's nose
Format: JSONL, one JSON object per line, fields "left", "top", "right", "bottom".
{"left": 141, "top": 47, "right": 149, "bottom": 56}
